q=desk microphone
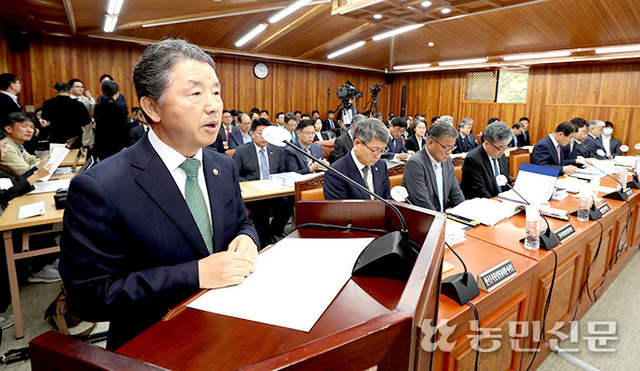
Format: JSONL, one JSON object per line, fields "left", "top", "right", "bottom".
{"left": 262, "top": 126, "right": 417, "bottom": 280}
{"left": 392, "top": 185, "right": 479, "bottom": 305}
{"left": 620, "top": 143, "right": 640, "bottom": 156}
{"left": 496, "top": 175, "right": 558, "bottom": 250}
{"left": 618, "top": 145, "right": 640, "bottom": 188}
{"left": 577, "top": 156, "right": 629, "bottom": 200}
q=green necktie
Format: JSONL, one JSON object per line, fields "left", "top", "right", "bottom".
{"left": 180, "top": 158, "right": 213, "bottom": 254}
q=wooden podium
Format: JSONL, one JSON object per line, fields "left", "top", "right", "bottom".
{"left": 30, "top": 200, "right": 446, "bottom": 370}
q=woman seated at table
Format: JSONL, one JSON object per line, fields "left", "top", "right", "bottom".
{"left": 0, "top": 130, "right": 53, "bottom": 208}
{"left": 313, "top": 118, "right": 332, "bottom": 142}
{"left": 405, "top": 120, "right": 427, "bottom": 152}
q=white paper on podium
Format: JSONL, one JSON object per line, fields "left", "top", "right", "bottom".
{"left": 40, "top": 146, "right": 70, "bottom": 182}
{"left": 187, "top": 237, "right": 374, "bottom": 332}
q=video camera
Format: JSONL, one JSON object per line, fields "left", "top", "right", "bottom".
{"left": 369, "top": 82, "right": 386, "bottom": 96}
{"left": 337, "top": 80, "right": 363, "bottom": 108}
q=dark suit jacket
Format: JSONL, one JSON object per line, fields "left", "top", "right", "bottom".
{"left": 405, "top": 135, "right": 426, "bottom": 152}
{"left": 94, "top": 97, "right": 129, "bottom": 161}
{"left": 324, "top": 153, "right": 390, "bottom": 200}
{"left": 220, "top": 124, "right": 239, "bottom": 142}
{"left": 233, "top": 142, "right": 287, "bottom": 181}
{"left": 0, "top": 93, "right": 23, "bottom": 127}
{"left": 607, "top": 137, "right": 622, "bottom": 157}
{"left": 531, "top": 135, "right": 566, "bottom": 173}
{"left": 313, "top": 131, "right": 331, "bottom": 142}
{"left": 402, "top": 148, "right": 465, "bottom": 212}
{"left": 59, "top": 136, "right": 258, "bottom": 350}
{"left": 382, "top": 135, "right": 406, "bottom": 159}
{"left": 42, "top": 95, "right": 91, "bottom": 144}
{"left": 322, "top": 119, "right": 338, "bottom": 132}
{"left": 284, "top": 142, "right": 323, "bottom": 174}
{"left": 129, "top": 125, "right": 147, "bottom": 146}
{"left": 562, "top": 140, "right": 589, "bottom": 166}
{"left": 509, "top": 133, "right": 519, "bottom": 148}
{"left": 453, "top": 134, "right": 477, "bottom": 154}
{"left": 228, "top": 129, "right": 252, "bottom": 149}
{"left": 582, "top": 134, "right": 607, "bottom": 159}
{"left": 328, "top": 131, "right": 354, "bottom": 164}
{"left": 460, "top": 145, "right": 511, "bottom": 199}
{"left": 517, "top": 130, "right": 531, "bottom": 146}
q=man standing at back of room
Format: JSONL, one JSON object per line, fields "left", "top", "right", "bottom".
{"left": 0, "top": 73, "right": 24, "bottom": 127}
{"left": 60, "top": 39, "right": 259, "bottom": 350}
{"left": 42, "top": 82, "right": 91, "bottom": 145}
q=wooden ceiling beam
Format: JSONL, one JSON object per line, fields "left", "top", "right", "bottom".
{"left": 62, "top": 0, "right": 76, "bottom": 33}
{"left": 252, "top": 4, "right": 326, "bottom": 52}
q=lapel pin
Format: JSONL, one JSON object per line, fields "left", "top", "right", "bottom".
{"left": 213, "top": 169, "right": 219, "bottom": 176}
{"left": 375, "top": 167, "right": 378, "bottom": 171}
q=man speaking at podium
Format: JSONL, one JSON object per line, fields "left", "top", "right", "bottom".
{"left": 60, "top": 39, "right": 259, "bottom": 350}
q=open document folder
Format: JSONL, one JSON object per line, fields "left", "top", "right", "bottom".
{"left": 498, "top": 163, "right": 560, "bottom": 205}
{"left": 188, "top": 237, "right": 374, "bottom": 332}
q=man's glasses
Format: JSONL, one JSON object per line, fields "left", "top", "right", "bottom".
{"left": 488, "top": 141, "right": 509, "bottom": 152}
{"left": 361, "top": 141, "right": 388, "bottom": 156}
{"left": 432, "top": 138, "right": 456, "bottom": 152}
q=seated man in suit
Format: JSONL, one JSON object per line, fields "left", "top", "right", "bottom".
{"left": 285, "top": 119, "right": 327, "bottom": 174}
{"left": 531, "top": 121, "right": 578, "bottom": 175}
{"left": 582, "top": 119, "right": 607, "bottom": 159}
{"left": 382, "top": 117, "right": 411, "bottom": 160}
{"left": 461, "top": 121, "right": 512, "bottom": 199}
{"left": 509, "top": 123, "right": 524, "bottom": 147}
{"left": 602, "top": 121, "right": 621, "bottom": 157}
{"left": 516, "top": 117, "right": 531, "bottom": 146}
{"left": 402, "top": 123, "right": 465, "bottom": 212}
{"left": 228, "top": 112, "right": 252, "bottom": 150}
{"left": 284, "top": 112, "right": 298, "bottom": 143}
{"left": 0, "top": 112, "right": 50, "bottom": 177}
{"left": 328, "top": 114, "right": 366, "bottom": 163}
{"left": 60, "top": 39, "right": 259, "bottom": 350}
{"left": 234, "top": 118, "right": 293, "bottom": 248}
{"left": 324, "top": 118, "right": 391, "bottom": 200}
{"left": 563, "top": 117, "right": 590, "bottom": 166}
{"left": 453, "top": 118, "right": 477, "bottom": 154}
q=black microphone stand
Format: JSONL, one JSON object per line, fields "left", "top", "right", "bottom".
{"left": 614, "top": 151, "right": 640, "bottom": 189}
{"left": 502, "top": 182, "right": 559, "bottom": 250}
{"left": 583, "top": 158, "right": 630, "bottom": 200}
{"left": 282, "top": 138, "right": 418, "bottom": 281}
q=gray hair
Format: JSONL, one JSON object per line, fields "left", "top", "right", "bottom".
{"left": 353, "top": 118, "right": 389, "bottom": 144}
{"left": 588, "top": 119, "right": 605, "bottom": 130}
{"left": 483, "top": 121, "right": 512, "bottom": 144}
{"left": 458, "top": 118, "right": 472, "bottom": 130}
{"left": 350, "top": 114, "right": 367, "bottom": 129}
{"left": 438, "top": 115, "right": 455, "bottom": 125}
{"left": 427, "top": 122, "right": 458, "bottom": 140}
{"left": 133, "top": 39, "right": 215, "bottom": 105}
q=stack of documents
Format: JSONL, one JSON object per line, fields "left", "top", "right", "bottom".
{"left": 447, "top": 198, "right": 519, "bottom": 226}
{"left": 445, "top": 218, "right": 467, "bottom": 246}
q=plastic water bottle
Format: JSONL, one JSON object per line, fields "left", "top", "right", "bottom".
{"left": 618, "top": 170, "right": 628, "bottom": 189}
{"left": 577, "top": 193, "right": 591, "bottom": 222}
{"left": 524, "top": 205, "right": 541, "bottom": 251}
{"left": 635, "top": 157, "right": 640, "bottom": 176}
{"left": 589, "top": 177, "right": 601, "bottom": 199}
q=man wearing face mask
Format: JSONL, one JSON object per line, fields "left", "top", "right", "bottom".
{"left": 602, "top": 121, "right": 621, "bottom": 157}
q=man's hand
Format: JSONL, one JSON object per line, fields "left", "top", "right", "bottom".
{"left": 36, "top": 155, "right": 51, "bottom": 169}
{"left": 395, "top": 153, "right": 409, "bottom": 161}
{"left": 406, "top": 150, "right": 415, "bottom": 155}
{"left": 84, "top": 90, "right": 93, "bottom": 99}
{"left": 309, "top": 160, "right": 327, "bottom": 172}
{"left": 563, "top": 165, "right": 578, "bottom": 174}
{"left": 227, "top": 234, "right": 258, "bottom": 260}
{"left": 39, "top": 118, "right": 50, "bottom": 128}
{"left": 198, "top": 250, "right": 256, "bottom": 289}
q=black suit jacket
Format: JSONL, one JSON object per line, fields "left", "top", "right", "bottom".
{"left": 608, "top": 137, "right": 622, "bottom": 157}
{"left": 405, "top": 135, "right": 426, "bottom": 152}
{"left": 329, "top": 131, "right": 354, "bottom": 164}
{"left": 517, "top": 130, "right": 531, "bottom": 146}
{"left": 60, "top": 136, "right": 258, "bottom": 350}
{"left": 0, "top": 93, "right": 23, "bottom": 127}
{"left": 228, "top": 129, "right": 252, "bottom": 149}
{"left": 453, "top": 133, "right": 477, "bottom": 154}
{"left": 324, "top": 153, "right": 391, "bottom": 200}
{"left": 322, "top": 119, "right": 338, "bottom": 132}
{"left": 531, "top": 135, "right": 566, "bottom": 173}
{"left": 582, "top": 134, "right": 607, "bottom": 159}
{"left": 562, "top": 140, "right": 589, "bottom": 166}
{"left": 233, "top": 142, "right": 287, "bottom": 181}
{"left": 284, "top": 142, "right": 323, "bottom": 174}
{"left": 382, "top": 135, "right": 406, "bottom": 159}
{"left": 42, "top": 95, "right": 91, "bottom": 144}
{"left": 460, "top": 145, "right": 511, "bottom": 199}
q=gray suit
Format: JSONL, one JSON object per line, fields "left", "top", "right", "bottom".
{"left": 402, "top": 148, "right": 465, "bottom": 212}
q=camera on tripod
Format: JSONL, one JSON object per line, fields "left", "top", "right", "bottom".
{"left": 337, "top": 80, "right": 362, "bottom": 108}
{"left": 369, "top": 82, "right": 386, "bottom": 96}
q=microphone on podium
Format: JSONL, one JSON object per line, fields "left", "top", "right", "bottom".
{"left": 391, "top": 186, "right": 479, "bottom": 305}
{"left": 577, "top": 155, "right": 629, "bottom": 200}
{"left": 496, "top": 175, "right": 559, "bottom": 250}
{"left": 261, "top": 126, "right": 418, "bottom": 280}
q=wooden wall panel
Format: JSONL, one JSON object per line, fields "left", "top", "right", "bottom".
{"left": 389, "top": 60, "right": 640, "bottom": 147}
{"left": 0, "top": 35, "right": 387, "bottom": 120}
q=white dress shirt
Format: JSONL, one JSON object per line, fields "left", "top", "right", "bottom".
{"left": 350, "top": 149, "right": 374, "bottom": 199}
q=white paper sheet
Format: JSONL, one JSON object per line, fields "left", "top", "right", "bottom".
{"left": 40, "top": 146, "right": 70, "bottom": 182}
{"left": 247, "top": 179, "right": 288, "bottom": 192}
{"left": 18, "top": 201, "right": 45, "bottom": 219}
{"left": 188, "top": 237, "right": 374, "bottom": 332}
{"left": 447, "top": 198, "right": 518, "bottom": 226}
{"left": 28, "top": 179, "right": 71, "bottom": 194}
{"left": 0, "top": 178, "right": 13, "bottom": 190}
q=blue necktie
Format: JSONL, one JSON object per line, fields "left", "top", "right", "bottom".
{"left": 434, "top": 162, "right": 444, "bottom": 212}
{"left": 492, "top": 158, "right": 502, "bottom": 192}
{"left": 179, "top": 158, "right": 213, "bottom": 254}
{"left": 259, "top": 147, "right": 270, "bottom": 180}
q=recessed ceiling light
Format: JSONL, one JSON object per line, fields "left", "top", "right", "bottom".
{"left": 438, "top": 57, "right": 488, "bottom": 66}
{"left": 428, "top": 42, "right": 434, "bottom": 47}
{"left": 421, "top": 1, "right": 432, "bottom": 7}
{"left": 373, "top": 14, "right": 382, "bottom": 19}
{"left": 441, "top": 8, "right": 451, "bottom": 14}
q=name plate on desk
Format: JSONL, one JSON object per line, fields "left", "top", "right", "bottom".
{"left": 477, "top": 260, "right": 517, "bottom": 292}
{"left": 624, "top": 188, "right": 635, "bottom": 198}
{"left": 597, "top": 203, "right": 611, "bottom": 216}
{"left": 554, "top": 223, "right": 576, "bottom": 244}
